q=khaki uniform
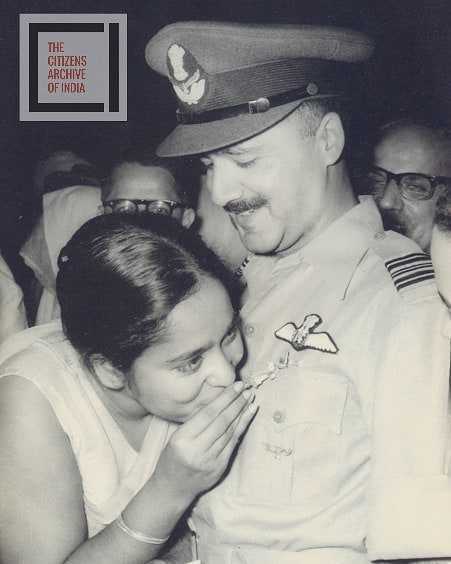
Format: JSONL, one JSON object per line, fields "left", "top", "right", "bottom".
{"left": 190, "top": 198, "right": 451, "bottom": 564}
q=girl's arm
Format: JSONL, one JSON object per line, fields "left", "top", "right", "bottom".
{"left": 0, "top": 375, "right": 254, "bottom": 564}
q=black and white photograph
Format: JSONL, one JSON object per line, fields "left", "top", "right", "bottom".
{"left": 0, "top": 1, "right": 450, "bottom": 563}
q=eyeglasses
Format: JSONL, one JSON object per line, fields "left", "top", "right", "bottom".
{"left": 102, "top": 199, "right": 184, "bottom": 216}
{"left": 362, "top": 166, "right": 451, "bottom": 201}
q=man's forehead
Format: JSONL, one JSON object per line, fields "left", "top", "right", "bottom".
{"left": 375, "top": 126, "right": 447, "bottom": 171}
{"left": 108, "top": 163, "right": 179, "bottom": 199}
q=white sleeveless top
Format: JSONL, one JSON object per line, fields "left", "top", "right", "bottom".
{"left": 0, "top": 322, "right": 175, "bottom": 536}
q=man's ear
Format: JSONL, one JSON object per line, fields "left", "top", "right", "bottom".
{"left": 181, "top": 207, "right": 196, "bottom": 229}
{"left": 316, "top": 111, "right": 345, "bottom": 166}
{"left": 90, "top": 356, "right": 126, "bottom": 391}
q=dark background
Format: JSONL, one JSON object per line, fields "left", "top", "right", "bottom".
{"left": 1, "top": 0, "right": 451, "bottom": 257}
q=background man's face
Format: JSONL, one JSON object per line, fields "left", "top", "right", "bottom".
{"left": 431, "top": 225, "right": 451, "bottom": 308}
{"left": 200, "top": 113, "right": 329, "bottom": 255}
{"left": 105, "top": 162, "right": 194, "bottom": 226}
{"left": 373, "top": 126, "right": 448, "bottom": 251}
{"left": 430, "top": 190, "right": 451, "bottom": 307}
{"left": 106, "top": 162, "right": 180, "bottom": 202}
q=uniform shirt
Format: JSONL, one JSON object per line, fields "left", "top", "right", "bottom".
{"left": 190, "top": 197, "right": 451, "bottom": 564}
{"left": 0, "top": 253, "right": 27, "bottom": 344}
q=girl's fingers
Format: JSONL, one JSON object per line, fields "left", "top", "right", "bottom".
{"left": 195, "top": 387, "right": 255, "bottom": 448}
{"left": 210, "top": 399, "right": 258, "bottom": 459}
{"left": 184, "top": 382, "right": 248, "bottom": 438}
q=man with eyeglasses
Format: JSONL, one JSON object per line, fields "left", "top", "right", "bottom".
{"left": 101, "top": 155, "right": 196, "bottom": 229}
{"left": 21, "top": 153, "right": 196, "bottom": 326}
{"left": 365, "top": 119, "right": 451, "bottom": 251}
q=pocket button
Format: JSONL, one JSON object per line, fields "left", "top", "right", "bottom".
{"left": 273, "top": 409, "right": 286, "bottom": 424}
{"left": 244, "top": 324, "right": 255, "bottom": 337}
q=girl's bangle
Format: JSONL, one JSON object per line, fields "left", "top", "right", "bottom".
{"left": 115, "top": 512, "right": 170, "bottom": 545}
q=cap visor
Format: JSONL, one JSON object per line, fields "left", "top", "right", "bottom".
{"left": 156, "top": 99, "right": 303, "bottom": 157}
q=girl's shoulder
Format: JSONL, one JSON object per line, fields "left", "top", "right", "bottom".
{"left": 0, "top": 320, "right": 73, "bottom": 375}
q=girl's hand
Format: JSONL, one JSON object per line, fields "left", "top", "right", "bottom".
{"left": 155, "top": 382, "right": 257, "bottom": 503}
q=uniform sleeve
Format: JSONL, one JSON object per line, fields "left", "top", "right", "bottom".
{"left": 367, "top": 292, "right": 451, "bottom": 560}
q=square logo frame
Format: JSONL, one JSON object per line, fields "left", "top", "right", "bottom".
{"left": 19, "top": 13, "right": 127, "bottom": 121}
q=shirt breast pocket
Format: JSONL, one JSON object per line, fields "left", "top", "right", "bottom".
{"left": 233, "top": 368, "right": 350, "bottom": 507}
{"left": 271, "top": 372, "right": 348, "bottom": 435}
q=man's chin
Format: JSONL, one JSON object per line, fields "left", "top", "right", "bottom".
{"left": 239, "top": 232, "right": 280, "bottom": 255}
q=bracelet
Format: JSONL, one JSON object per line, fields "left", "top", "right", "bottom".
{"left": 115, "top": 512, "right": 170, "bottom": 545}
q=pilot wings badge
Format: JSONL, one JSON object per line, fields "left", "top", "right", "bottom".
{"left": 167, "top": 43, "right": 206, "bottom": 106}
{"left": 274, "top": 314, "right": 338, "bottom": 354}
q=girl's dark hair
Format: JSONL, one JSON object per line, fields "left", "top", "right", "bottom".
{"left": 56, "top": 213, "right": 240, "bottom": 372}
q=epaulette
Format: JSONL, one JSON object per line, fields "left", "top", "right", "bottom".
{"left": 385, "top": 252, "right": 434, "bottom": 293}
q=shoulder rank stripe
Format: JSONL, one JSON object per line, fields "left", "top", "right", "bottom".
{"left": 385, "top": 252, "right": 429, "bottom": 269}
{"left": 385, "top": 252, "right": 434, "bottom": 291}
{"left": 396, "top": 272, "right": 434, "bottom": 290}
{"left": 390, "top": 263, "right": 432, "bottom": 277}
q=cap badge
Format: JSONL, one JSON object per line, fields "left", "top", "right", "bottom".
{"left": 274, "top": 314, "right": 338, "bottom": 354}
{"left": 167, "top": 43, "right": 206, "bottom": 106}
{"left": 306, "top": 82, "right": 319, "bottom": 96}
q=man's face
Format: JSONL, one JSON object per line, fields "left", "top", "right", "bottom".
{"left": 105, "top": 162, "right": 194, "bottom": 226}
{"left": 373, "top": 127, "right": 449, "bottom": 251}
{"left": 431, "top": 225, "right": 451, "bottom": 308}
{"left": 430, "top": 191, "right": 451, "bottom": 308}
{"left": 200, "top": 112, "right": 329, "bottom": 255}
{"left": 106, "top": 162, "right": 180, "bottom": 202}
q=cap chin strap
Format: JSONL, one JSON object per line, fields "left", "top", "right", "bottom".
{"left": 176, "top": 90, "right": 343, "bottom": 124}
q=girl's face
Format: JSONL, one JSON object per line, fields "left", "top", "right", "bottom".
{"left": 128, "top": 276, "right": 244, "bottom": 423}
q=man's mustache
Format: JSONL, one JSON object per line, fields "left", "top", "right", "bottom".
{"left": 224, "top": 197, "right": 267, "bottom": 214}
{"left": 380, "top": 209, "right": 406, "bottom": 233}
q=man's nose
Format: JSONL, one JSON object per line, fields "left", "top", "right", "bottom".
{"left": 206, "top": 162, "right": 242, "bottom": 208}
{"left": 378, "top": 180, "right": 403, "bottom": 211}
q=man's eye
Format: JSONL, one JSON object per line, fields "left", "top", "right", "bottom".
{"left": 177, "top": 355, "right": 204, "bottom": 375}
{"left": 236, "top": 158, "right": 256, "bottom": 169}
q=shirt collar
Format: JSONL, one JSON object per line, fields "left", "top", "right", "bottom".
{"left": 273, "top": 196, "right": 384, "bottom": 300}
